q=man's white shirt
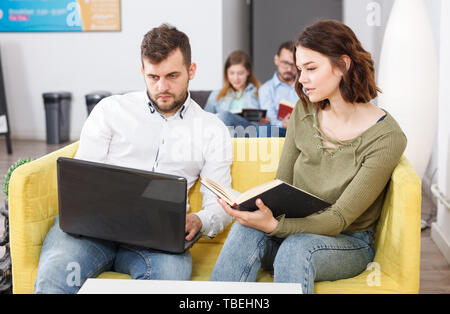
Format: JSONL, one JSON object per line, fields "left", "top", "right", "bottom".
{"left": 75, "top": 91, "right": 233, "bottom": 238}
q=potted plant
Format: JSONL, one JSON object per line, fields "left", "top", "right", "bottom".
{"left": 1, "top": 158, "right": 33, "bottom": 295}
{"left": 2, "top": 158, "right": 34, "bottom": 211}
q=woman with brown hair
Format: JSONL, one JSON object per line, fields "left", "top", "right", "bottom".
{"left": 205, "top": 50, "right": 261, "bottom": 134}
{"left": 211, "top": 20, "right": 406, "bottom": 293}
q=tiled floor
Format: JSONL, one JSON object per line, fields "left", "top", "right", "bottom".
{"left": 0, "top": 138, "right": 449, "bottom": 293}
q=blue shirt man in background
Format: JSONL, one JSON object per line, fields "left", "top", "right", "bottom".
{"left": 258, "top": 41, "right": 298, "bottom": 137}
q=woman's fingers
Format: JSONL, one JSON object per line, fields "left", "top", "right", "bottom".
{"left": 217, "top": 198, "right": 243, "bottom": 219}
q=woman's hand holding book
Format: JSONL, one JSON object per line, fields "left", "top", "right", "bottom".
{"left": 216, "top": 197, "right": 278, "bottom": 234}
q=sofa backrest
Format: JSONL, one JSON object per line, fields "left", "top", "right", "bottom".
{"left": 190, "top": 90, "right": 212, "bottom": 109}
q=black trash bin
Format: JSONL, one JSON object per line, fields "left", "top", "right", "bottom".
{"left": 42, "top": 92, "right": 71, "bottom": 145}
{"left": 85, "top": 91, "right": 111, "bottom": 116}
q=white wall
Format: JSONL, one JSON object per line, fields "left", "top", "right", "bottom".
{"left": 0, "top": 0, "right": 247, "bottom": 141}
{"left": 345, "top": 0, "right": 450, "bottom": 262}
{"left": 431, "top": 0, "right": 450, "bottom": 264}
{"left": 343, "top": 0, "right": 393, "bottom": 73}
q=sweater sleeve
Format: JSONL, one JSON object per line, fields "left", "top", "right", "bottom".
{"left": 268, "top": 130, "right": 407, "bottom": 237}
{"left": 275, "top": 104, "right": 301, "bottom": 184}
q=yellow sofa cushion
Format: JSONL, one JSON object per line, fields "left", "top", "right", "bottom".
{"left": 9, "top": 139, "right": 421, "bottom": 293}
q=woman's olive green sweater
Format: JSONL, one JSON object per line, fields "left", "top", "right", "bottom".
{"left": 268, "top": 102, "right": 407, "bottom": 238}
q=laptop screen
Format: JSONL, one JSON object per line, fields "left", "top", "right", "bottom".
{"left": 57, "top": 157, "right": 188, "bottom": 252}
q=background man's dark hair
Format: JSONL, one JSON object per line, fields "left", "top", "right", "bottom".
{"left": 141, "top": 24, "right": 191, "bottom": 69}
{"left": 277, "top": 41, "right": 295, "bottom": 56}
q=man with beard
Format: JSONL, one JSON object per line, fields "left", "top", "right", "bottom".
{"left": 34, "top": 24, "right": 232, "bottom": 293}
{"left": 258, "top": 41, "right": 299, "bottom": 137}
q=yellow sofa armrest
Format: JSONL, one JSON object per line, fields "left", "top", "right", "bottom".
{"left": 9, "top": 142, "right": 79, "bottom": 294}
{"left": 372, "top": 155, "right": 422, "bottom": 293}
{"left": 315, "top": 155, "right": 421, "bottom": 293}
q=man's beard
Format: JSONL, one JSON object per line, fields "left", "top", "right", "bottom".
{"left": 148, "top": 89, "right": 188, "bottom": 114}
{"left": 280, "top": 71, "right": 296, "bottom": 83}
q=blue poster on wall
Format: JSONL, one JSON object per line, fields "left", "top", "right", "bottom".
{"left": 0, "top": 0, "right": 121, "bottom": 32}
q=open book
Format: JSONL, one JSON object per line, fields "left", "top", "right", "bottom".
{"left": 201, "top": 177, "right": 331, "bottom": 218}
{"left": 277, "top": 99, "right": 295, "bottom": 120}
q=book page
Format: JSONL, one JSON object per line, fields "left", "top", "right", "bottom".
{"left": 279, "top": 99, "right": 295, "bottom": 108}
{"left": 201, "top": 178, "right": 236, "bottom": 205}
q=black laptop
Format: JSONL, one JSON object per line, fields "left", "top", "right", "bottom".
{"left": 56, "top": 157, "right": 202, "bottom": 254}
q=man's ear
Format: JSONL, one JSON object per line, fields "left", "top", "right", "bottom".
{"left": 188, "top": 62, "right": 197, "bottom": 80}
{"left": 274, "top": 54, "right": 279, "bottom": 66}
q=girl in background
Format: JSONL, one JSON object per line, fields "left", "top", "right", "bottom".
{"left": 205, "top": 50, "right": 261, "bottom": 135}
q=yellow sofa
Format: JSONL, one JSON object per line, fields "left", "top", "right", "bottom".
{"left": 9, "top": 138, "right": 421, "bottom": 294}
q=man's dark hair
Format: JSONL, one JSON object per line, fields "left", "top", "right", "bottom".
{"left": 141, "top": 23, "right": 191, "bottom": 68}
{"left": 277, "top": 41, "right": 295, "bottom": 56}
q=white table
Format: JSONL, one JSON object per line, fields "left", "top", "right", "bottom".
{"left": 78, "top": 279, "right": 302, "bottom": 294}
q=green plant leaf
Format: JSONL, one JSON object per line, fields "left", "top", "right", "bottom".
{"left": 2, "top": 158, "right": 34, "bottom": 198}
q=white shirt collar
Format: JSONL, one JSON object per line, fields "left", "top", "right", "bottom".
{"left": 145, "top": 90, "right": 191, "bottom": 120}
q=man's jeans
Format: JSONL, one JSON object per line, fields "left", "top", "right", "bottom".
{"left": 34, "top": 216, "right": 192, "bottom": 294}
{"left": 210, "top": 222, "right": 375, "bottom": 294}
{"left": 216, "top": 111, "right": 286, "bottom": 138}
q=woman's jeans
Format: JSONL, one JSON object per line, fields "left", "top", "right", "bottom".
{"left": 210, "top": 222, "right": 375, "bottom": 294}
{"left": 34, "top": 216, "right": 192, "bottom": 294}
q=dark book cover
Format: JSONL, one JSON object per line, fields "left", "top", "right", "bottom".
{"left": 235, "top": 182, "right": 331, "bottom": 218}
{"left": 240, "top": 109, "right": 267, "bottom": 122}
